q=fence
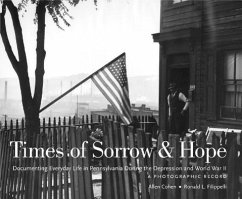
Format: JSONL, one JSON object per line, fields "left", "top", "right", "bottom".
{"left": 0, "top": 117, "right": 98, "bottom": 199}
{"left": 100, "top": 122, "right": 241, "bottom": 199}
{"left": 0, "top": 114, "right": 158, "bottom": 133}
{"left": 0, "top": 118, "right": 241, "bottom": 199}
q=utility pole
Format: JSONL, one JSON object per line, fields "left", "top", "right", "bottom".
{"left": 60, "top": 81, "right": 63, "bottom": 94}
{"left": 4, "top": 81, "right": 7, "bottom": 106}
{"left": 76, "top": 95, "right": 79, "bottom": 118}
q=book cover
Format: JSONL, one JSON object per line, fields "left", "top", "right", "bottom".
{"left": 0, "top": 0, "right": 241, "bottom": 199}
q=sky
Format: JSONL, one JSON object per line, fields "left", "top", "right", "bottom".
{"left": 0, "top": 0, "right": 160, "bottom": 79}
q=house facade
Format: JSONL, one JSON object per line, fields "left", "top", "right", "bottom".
{"left": 153, "top": 0, "right": 242, "bottom": 131}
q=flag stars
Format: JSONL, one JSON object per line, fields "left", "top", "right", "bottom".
{"left": 108, "top": 59, "right": 128, "bottom": 87}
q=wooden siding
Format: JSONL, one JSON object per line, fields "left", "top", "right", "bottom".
{"left": 156, "top": 0, "right": 242, "bottom": 130}
{"left": 201, "top": 1, "right": 242, "bottom": 130}
{"left": 161, "top": 1, "right": 202, "bottom": 32}
{"left": 203, "top": 1, "right": 242, "bottom": 47}
{"left": 160, "top": 0, "right": 242, "bottom": 46}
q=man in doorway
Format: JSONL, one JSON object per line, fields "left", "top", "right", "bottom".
{"left": 167, "top": 83, "right": 189, "bottom": 137}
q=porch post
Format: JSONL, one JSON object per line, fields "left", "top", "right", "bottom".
{"left": 159, "top": 44, "right": 168, "bottom": 139}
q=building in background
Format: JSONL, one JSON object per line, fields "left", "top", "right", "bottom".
{"left": 153, "top": 0, "right": 242, "bottom": 131}
{"left": 91, "top": 104, "right": 158, "bottom": 123}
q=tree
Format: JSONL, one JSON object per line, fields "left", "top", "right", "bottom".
{"left": 0, "top": 0, "right": 96, "bottom": 145}
{"left": 1, "top": 0, "right": 99, "bottom": 197}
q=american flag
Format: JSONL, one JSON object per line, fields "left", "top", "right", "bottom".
{"left": 91, "top": 53, "right": 132, "bottom": 125}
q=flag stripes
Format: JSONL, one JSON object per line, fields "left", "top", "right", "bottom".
{"left": 102, "top": 69, "right": 131, "bottom": 113}
{"left": 91, "top": 53, "right": 132, "bottom": 125}
{"left": 92, "top": 76, "right": 131, "bottom": 125}
{"left": 96, "top": 73, "right": 130, "bottom": 118}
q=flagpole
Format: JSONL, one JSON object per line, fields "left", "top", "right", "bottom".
{"left": 39, "top": 52, "right": 125, "bottom": 113}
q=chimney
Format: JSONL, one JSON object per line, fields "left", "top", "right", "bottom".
{"left": 4, "top": 81, "right": 7, "bottom": 103}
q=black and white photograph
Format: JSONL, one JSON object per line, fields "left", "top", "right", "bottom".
{"left": 0, "top": 0, "right": 241, "bottom": 198}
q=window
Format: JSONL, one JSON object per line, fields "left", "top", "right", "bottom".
{"left": 173, "top": 0, "right": 189, "bottom": 4}
{"left": 220, "top": 51, "right": 242, "bottom": 120}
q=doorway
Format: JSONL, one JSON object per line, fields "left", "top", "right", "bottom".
{"left": 167, "top": 53, "right": 190, "bottom": 131}
{"left": 169, "top": 67, "right": 189, "bottom": 97}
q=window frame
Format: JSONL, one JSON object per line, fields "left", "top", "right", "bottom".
{"left": 220, "top": 50, "right": 242, "bottom": 121}
{"left": 173, "top": 0, "right": 190, "bottom": 4}
{"left": 164, "top": 0, "right": 193, "bottom": 9}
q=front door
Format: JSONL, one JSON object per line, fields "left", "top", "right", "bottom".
{"left": 167, "top": 54, "right": 190, "bottom": 132}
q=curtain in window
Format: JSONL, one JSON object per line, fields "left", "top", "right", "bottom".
{"left": 221, "top": 51, "right": 242, "bottom": 120}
